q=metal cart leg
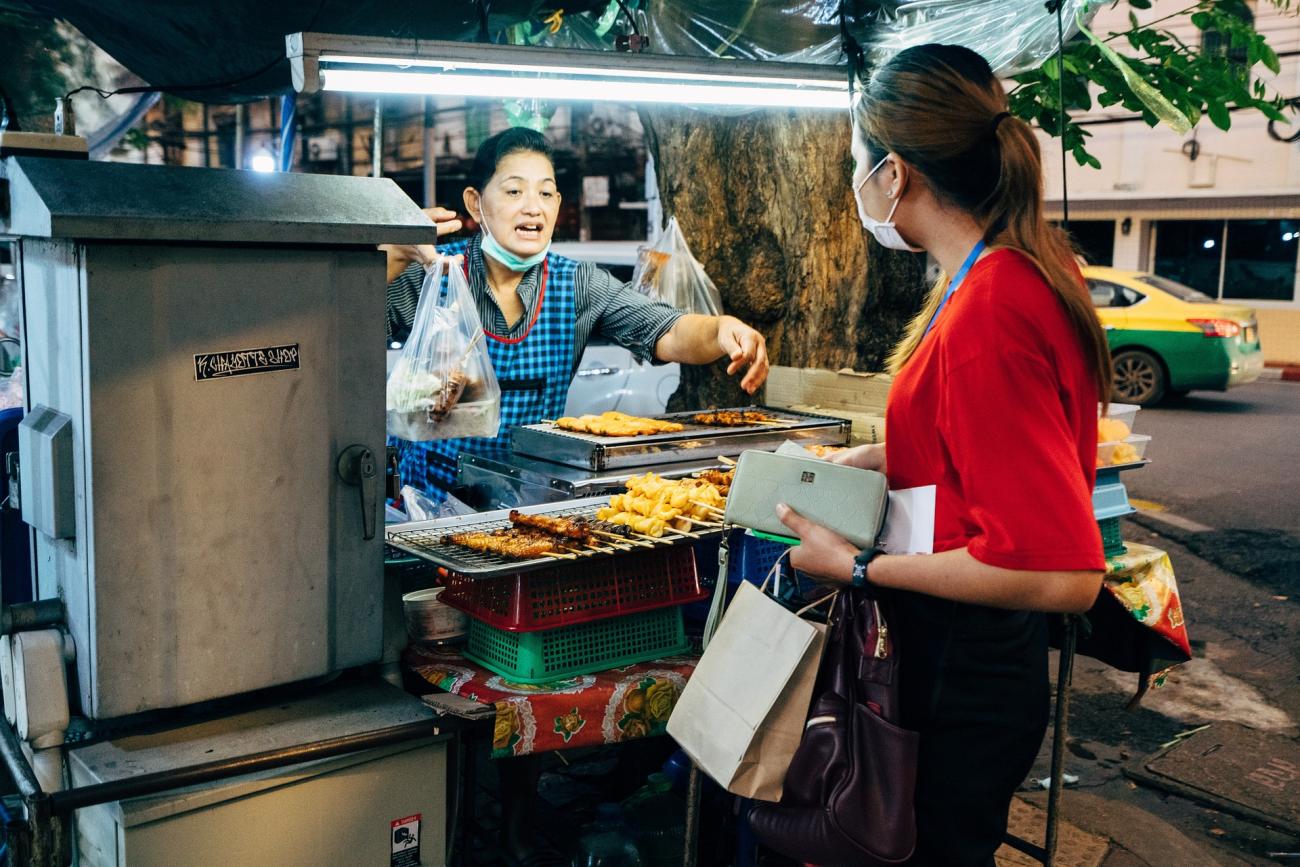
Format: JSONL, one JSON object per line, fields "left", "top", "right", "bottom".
{"left": 683, "top": 762, "right": 702, "bottom": 867}
{"left": 1044, "top": 614, "right": 1078, "bottom": 867}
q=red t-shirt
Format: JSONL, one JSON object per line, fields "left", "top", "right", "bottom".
{"left": 886, "top": 248, "right": 1104, "bottom": 572}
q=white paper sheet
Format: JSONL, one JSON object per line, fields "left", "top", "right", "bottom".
{"left": 879, "top": 485, "right": 936, "bottom": 555}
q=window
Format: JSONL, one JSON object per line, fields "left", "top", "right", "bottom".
{"left": 1153, "top": 218, "right": 1298, "bottom": 302}
{"left": 1088, "top": 280, "right": 1145, "bottom": 308}
{"left": 1059, "top": 220, "right": 1116, "bottom": 266}
{"left": 1153, "top": 219, "right": 1223, "bottom": 298}
{"left": 1223, "top": 219, "right": 1299, "bottom": 301}
{"left": 1136, "top": 274, "right": 1215, "bottom": 304}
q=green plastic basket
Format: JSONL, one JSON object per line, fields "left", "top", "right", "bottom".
{"left": 464, "top": 606, "right": 690, "bottom": 684}
{"left": 1098, "top": 516, "right": 1126, "bottom": 558}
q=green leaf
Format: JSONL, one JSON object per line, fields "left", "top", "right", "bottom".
{"left": 1260, "top": 43, "right": 1281, "bottom": 75}
{"left": 1129, "top": 0, "right": 1151, "bottom": 8}
{"left": 1207, "top": 101, "right": 1231, "bottom": 130}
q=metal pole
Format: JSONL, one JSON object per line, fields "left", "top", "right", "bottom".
{"left": 682, "top": 763, "right": 701, "bottom": 867}
{"left": 1044, "top": 615, "right": 1077, "bottom": 867}
{"left": 234, "top": 104, "right": 246, "bottom": 170}
{"left": 372, "top": 98, "right": 383, "bottom": 179}
{"left": 422, "top": 96, "right": 437, "bottom": 207}
{"left": 1, "top": 598, "right": 65, "bottom": 636}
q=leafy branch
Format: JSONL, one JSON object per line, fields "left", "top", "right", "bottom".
{"left": 1009, "top": 0, "right": 1294, "bottom": 168}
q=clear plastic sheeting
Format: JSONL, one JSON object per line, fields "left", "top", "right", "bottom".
{"left": 640, "top": 1, "right": 848, "bottom": 66}
{"left": 859, "top": 0, "right": 1095, "bottom": 76}
{"left": 527, "top": 0, "right": 1091, "bottom": 78}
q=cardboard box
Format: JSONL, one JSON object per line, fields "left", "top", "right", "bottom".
{"left": 767, "top": 367, "right": 891, "bottom": 445}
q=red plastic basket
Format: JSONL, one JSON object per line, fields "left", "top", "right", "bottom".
{"left": 439, "top": 545, "right": 706, "bottom": 632}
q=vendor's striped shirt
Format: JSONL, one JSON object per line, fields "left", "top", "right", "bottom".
{"left": 386, "top": 236, "right": 684, "bottom": 376}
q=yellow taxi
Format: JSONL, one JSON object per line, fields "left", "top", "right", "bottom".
{"left": 1083, "top": 267, "right": 1264, "bottom": 406}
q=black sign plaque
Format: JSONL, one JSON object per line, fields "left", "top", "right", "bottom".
{"left": 194, "top": 344, "right": 300, "bottom": 381}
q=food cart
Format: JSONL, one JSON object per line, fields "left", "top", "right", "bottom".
{"left": 0, "top": 150, "right": 464, "bottom": 865}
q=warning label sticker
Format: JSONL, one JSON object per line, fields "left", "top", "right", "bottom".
{"left": 390, "top": 813, "right": 421, "bottom": 867}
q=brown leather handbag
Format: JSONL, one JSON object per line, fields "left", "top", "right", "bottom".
{"left": 748, "top": 588, "right": 919, "bottom": 865}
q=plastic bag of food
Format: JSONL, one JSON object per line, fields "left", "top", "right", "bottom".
{"left": 386, "top": 261, "right": 500, "bottom": 441}
{"left": 632, "top": 216, "right": 722, "bottom": 316}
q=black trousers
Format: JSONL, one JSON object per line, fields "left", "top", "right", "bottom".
{"left": 892, "top": 595, "right": 1050, "bottom": 867}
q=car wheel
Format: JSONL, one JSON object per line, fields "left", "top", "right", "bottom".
{"left": 1111, "top": 349, "right": 1167, "bottom": 406}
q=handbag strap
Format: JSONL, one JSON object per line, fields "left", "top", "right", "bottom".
{"left": 701, "top": 529, "right": 733, "bottom": 649}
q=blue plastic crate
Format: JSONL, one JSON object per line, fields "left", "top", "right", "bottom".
{"left": 683, "top": 530, "right": 808, "bottom": 624}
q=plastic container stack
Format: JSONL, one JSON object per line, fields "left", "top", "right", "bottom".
{"left": 442, "top": 546, "right": 706, "bottom": 684}
{"left": 1094, "top": 403, "right": 1152, "bottom": 558}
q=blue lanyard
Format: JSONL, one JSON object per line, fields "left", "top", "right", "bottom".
{"left": 923, "top": 240, "right": 986, "bottom": 338}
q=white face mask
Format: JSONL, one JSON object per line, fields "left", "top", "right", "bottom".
{"left": 853, "top": 154, "right": 924, "bottom": 253}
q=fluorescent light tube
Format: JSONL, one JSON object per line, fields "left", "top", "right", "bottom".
{"left": 289, "top": 33, "right": 848, "bottom": 110}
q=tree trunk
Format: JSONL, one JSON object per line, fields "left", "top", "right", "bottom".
{"left": 640, "top": 107, "right": 929, "bottom": 410}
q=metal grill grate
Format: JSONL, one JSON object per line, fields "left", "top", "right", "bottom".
{"left": 386, "top": 502, "right": 721, "bottom": 578}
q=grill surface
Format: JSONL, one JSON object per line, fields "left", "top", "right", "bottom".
{"left": 386, "top": 500, "right": 722, "bottom": 578}
{"left": 510, "top": 405, "right": 851, "bottom": 470}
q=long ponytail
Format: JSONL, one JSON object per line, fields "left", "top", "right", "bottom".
{"left": 861, "top": 45, "right": 1112, "bottom": 402}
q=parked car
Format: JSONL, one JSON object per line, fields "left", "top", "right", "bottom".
{"left": 551, "top": 241, "right": 681, "bottom": 417}
{"left": 1083, "top": 266, "right": 1264, "bottom": 406}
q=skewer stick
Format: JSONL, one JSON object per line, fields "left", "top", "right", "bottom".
{"left": 632, "top": 532, "right": 672, "bottom": 545}
{"left": 561, "top": 545, "right": 596, "bottom": 557}
{"left": 541, "top": 551, "right": 578, "bottom": 560}
{"left": 591, "top": 529, "right": 653, "bottom": 548}
{"left": 662, "top": 524, "right": 700, "bottom": 539}
{"left": 679, "top": 516, "right": 722, "bottom": 528}
{"left": 585, "top": 542, "right": 619, "bottom": 553}
{"left": 717, "top": 455, "right": 737, "bottom": 466}
{"left": 691, "top": 500, "right": 726, "bottom": 516}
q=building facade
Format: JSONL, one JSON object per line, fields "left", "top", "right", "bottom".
{"left": 1039, "top": 0, "right": 1300, "bottom": 363}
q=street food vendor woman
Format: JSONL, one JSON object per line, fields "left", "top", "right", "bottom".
{"left": 384, "top": 127, "right": 769, "bottom": 498}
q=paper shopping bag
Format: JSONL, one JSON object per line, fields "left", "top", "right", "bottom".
{"left": 667, "top": 581, "right": 828, "bottom": 802}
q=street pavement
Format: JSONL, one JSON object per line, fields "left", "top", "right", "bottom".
{"left": 1124, "top": 380, "right": 1300, "bottom": 535}
{"left": 1023, "top": 379, "right": 1300, "bottom": 865}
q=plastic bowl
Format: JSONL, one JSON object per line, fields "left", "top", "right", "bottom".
{"left": 402, "top": 586, "right": 469, "bottom": 643}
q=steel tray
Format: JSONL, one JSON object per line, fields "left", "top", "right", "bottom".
{"left": 510, "top": 405, "right": 851, "bottom": 471}
{"left": 385, "top": 496, "right": 723, "bottom": 579}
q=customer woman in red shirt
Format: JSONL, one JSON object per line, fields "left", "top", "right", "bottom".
{"left": 777, "top": 43, "right": 1111, "bottom": 865}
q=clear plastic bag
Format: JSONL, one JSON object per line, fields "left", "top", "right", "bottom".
{"left": 386, "top": 261, "right": 501, "bottom": 441}
{"left": 632, "top": 216, "right": 723, "bottom": 316}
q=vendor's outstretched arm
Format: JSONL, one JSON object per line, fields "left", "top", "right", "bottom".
{"left": 654, "top": 314, "right": 769, "bottom": 394}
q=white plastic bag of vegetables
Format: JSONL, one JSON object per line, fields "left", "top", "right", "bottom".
{"left": 632, "top": 216, "right": 723, "bottom": 316}
{"left": 386, "top": 260, "right": 500, "bottom": 441}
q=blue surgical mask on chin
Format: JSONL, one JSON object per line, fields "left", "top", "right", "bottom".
{"left": 478, "top": 206, "right": 549, "bottom": 272}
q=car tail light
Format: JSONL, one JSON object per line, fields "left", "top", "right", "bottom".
{"left": 1187, "top": 318, "right": 1241, "bottom": 338}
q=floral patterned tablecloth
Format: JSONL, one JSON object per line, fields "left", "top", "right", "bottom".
{"left": 405, "top": 644, "right": 699, "bottom": 758}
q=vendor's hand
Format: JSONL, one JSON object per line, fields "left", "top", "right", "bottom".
{"left": 717, "top": 316, "right": 769, "bottom": 394}
{"left": 776, "top": 503, "right": 857, "bottom": 586}
{"left": 831, "top": 443, "right": 886, "bottom": 473}
{"left": 379, "top": 208, "right": 465, "bottom": 281}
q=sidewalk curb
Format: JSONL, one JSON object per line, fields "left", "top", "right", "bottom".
{"left": 1262, "top": 363, "right": 1300, "bottom": 382}
{"left": 1127, "top": 510, "right": 1211, "bottom": 544}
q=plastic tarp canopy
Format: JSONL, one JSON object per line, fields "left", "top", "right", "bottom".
{"left": 9, "top": 0, "right": 1085, "bottom": 102}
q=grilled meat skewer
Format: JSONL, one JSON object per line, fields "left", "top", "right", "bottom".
{"left": 441, "top": 528, "right": 561, "bottom": 559}
{"left": 508, "top": 510, "right": 593, "bottom": 541}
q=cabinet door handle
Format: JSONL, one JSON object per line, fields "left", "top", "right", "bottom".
{"left": 336, "top": 445, "right": 378, "bottom": 541}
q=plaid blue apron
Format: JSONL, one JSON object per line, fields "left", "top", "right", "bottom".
{"left": 395, "top": 238, "right": 577, "bottom": 499}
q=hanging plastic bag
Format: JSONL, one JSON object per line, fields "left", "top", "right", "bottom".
{"left": 386, "top": 261, "right": 501, "bottom": 441}
{"left": 632, "top": 217, "right": 723, "bottom": 316}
